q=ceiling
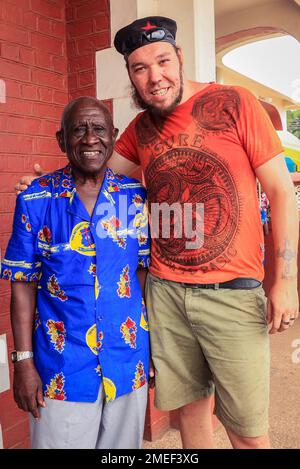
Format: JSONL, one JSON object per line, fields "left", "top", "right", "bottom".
{"left": 215, "top": 0, "right": 282, "bottom": 16}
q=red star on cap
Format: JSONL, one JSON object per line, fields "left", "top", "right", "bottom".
{"left": 141, "top": 21, "right": 157, "bottom": 31}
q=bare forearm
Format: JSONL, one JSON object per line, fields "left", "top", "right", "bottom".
{"left": 11, "top": 282, "right": 38, "bottom": 350}
{"left": 269, "top": 190, "right": 299, "bottom": 282}
{"left": 137, "top": 268, "right": 148, "bottom": 298}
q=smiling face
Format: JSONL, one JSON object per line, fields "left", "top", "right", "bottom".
{"left": 56, "top": 98, "right": 118, "bottom": 177}
{"left": 127, "top": 42, "right": 184, "bottom": 116}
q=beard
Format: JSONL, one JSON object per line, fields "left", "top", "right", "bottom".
{"left": 130, "top": 69, "right": 184, "bottom": 118}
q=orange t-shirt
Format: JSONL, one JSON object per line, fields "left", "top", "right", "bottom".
{"left": 115, "top": 84, "right": 283, "bottom": 283}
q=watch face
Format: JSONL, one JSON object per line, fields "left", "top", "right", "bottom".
{"left": 11, "top": 351, "right": 17, "bottom": 363}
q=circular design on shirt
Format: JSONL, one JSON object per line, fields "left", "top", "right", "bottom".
{"left": 192, "top": 88, "right": 240, "bottom": 131}
{"left": 70, "top": 222, "right": 96, "bottom": 256}
{"left": 103, "top": 377, "right": 116, "bottom": 402}
{"left": 145, "top": 147, "right": 240, "bottom": 267}
{"left": 135, "top": 112, "right": 161, "bottom": 147}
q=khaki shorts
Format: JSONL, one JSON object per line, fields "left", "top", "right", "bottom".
{"left": 146, "top": 273, "right": 270, "bottom": 437}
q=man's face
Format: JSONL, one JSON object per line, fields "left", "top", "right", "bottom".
{"left": 127, "top": 42, "right": 183, "bottom": 116}
{"left": 57, "top": 100, "right": 117, "bottom": 176}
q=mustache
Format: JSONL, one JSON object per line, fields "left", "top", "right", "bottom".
{"left": 130, "top": 70, "right": 184, "bottom": 117}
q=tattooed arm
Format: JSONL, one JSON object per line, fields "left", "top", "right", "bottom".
{"left": 256, "top": 153, "right": 299, "bottom": 334}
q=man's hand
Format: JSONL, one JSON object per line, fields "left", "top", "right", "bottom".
{"left": 149, "top": 357, "right": 155, "bottom": 389}
{"left": 15, "top": 164, "right": 43, "bottom": 195}
{"left": 13, "top": 359, "right": 46, "bottom": 419}
{"left": 267, "top": 280, "right": 299, "bottom": 334}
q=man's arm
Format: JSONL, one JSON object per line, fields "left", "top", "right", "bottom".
{"left": 107, "top": 150, "right": 139, "bottom": 176}
{"left": 11, "top": 282, "right": 45, "bottom": 418}
{"left": 255, "top": 153, "right": 299, "bottom": 334}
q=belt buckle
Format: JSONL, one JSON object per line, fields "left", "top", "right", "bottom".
{"left": 213, "top": 283, "right": 219, "bottom": 290}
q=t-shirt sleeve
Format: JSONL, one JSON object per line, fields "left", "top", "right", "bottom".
{"left": 235, "top": 86, "right": 284, "bottom": 169}
{"left": 1, "top": 195, "right": 41, "bottom": 282}
{"left": 114, "top": 115, "right": 141, "bottom": 165}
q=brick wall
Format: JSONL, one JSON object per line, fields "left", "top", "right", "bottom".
{"left": 66, "top": 0, "right": 110, "bottom": 101}
{"left": 0, "top": 0, "right": 111, "bottom": 449}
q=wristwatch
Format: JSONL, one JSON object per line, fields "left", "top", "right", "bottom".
{"left": 11, "top": 351, "right": 34, "bottom": 363}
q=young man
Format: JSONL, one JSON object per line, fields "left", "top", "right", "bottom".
{"left": 2, "top": 97, "right": 150, "bottom": 449}
{"left": 15, "top": 17, "right": 299, "bottom": 449}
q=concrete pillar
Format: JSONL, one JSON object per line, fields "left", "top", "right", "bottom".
{"left": 193, "top": 0, "right": 216, "bottom": 83}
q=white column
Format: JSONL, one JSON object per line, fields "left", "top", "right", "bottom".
{"left": 0, "top": 423, "right": 3, "bottom": 450}
{"left": 193, "top": 0, "right": 216, "bottom": 83}
{"left": 0, "top": 334, "right": 10, "bottom": 393}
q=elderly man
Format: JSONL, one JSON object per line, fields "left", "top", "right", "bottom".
{"left": 2, "top": 97, "right": 150, "bottom": 449}
{"left": 16, "top": 17, "right": 298, "bottom": 449}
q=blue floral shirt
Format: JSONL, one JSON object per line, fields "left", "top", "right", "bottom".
{"left": 1, "top": 166, "right": 150, "bottom": 403}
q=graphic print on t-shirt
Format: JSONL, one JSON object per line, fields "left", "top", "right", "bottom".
{"left": 145, "top": 146, "right": 240, "bottom": 269}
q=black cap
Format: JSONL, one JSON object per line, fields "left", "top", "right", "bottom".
{"left": 114, "top": 16, "right": 177, "bottom": 57}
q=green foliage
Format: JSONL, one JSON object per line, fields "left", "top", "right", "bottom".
{"left": 287, "top": 110, "right": 300, "bottom": 139}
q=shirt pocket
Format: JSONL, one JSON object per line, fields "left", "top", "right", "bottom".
{"left": 38, "top": 242, "right": 94, "bottom": 289}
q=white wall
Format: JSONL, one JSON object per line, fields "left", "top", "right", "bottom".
{"left": 0, "top": 334, "right": 10, "bottom": 394}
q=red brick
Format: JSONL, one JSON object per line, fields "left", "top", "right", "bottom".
{"left": 3, "top": 418, "right": 30, "bottom": 449}
{"left": 0, "top": 235, "right": 10, "bottom": 253}
{"left": 0, "top": 98, "right": 33, "bottom": 116}
{"left": 76, "top": 0, "right": 108, "bottom": 19}
{"left": 39, "top": 119, "right": 62, "bottom": 136}
{"left": 38, "top": 87, "right": 53, "bottom": 103}
{"left": 1, "top": 43, "right": 20, "bottom": 61}
{"left": 66, "top": 39, "right": 76, "bottom": 57}
{"left": 20, "top": 83, "right": 38, "bottom": 100}
{"left": 37, "top": 16, "right": 55, "bottom": 36}
{"left": 0, "top": 114, "right": 7, "bottom": 131}
{"left": 76, "top": 32, "right": 109, "bottom": 53}
{"left": 68, "top": 54, "right": 94, "bottom": 73}
{"left": 68, "top": 73, "right": 78, "bottom": 90}
{"left": 5, "top": 81, "right": 21, "bottom": 99}
{"left": 31, "top": 32, "right": 64, "bottom": 56}
{"left": 19, "top": 47, "right": 35, "bottom": 66}
{"left": 37, "top": 17, "right": 65, "bottom": 39}
{"left": 0, "top": 134, "right": 34, "bottom": 155}
{"left": 32, "top": 69, "right": 66, "bottom": 90}
{"left": 26, "top": 155, "right": 62, "bottom": 173}
{"left": 68, "top": 18, "right": 94, "bottom": 38}
{"left": 0, "top": 193, "right": 15, "bottom": 213}
{"left": 53, "top": 90, "right": 68, "bottom": 105}
{"left": 53, "top": 55, "right": 68, "bottom": 74}
{"left": 6, "top": 115, "right": 41, "bottom": 135}
{"left": 78, "top": 70, "right": 95, "bottom": 87}
{"left": 35, "top": 49, "right": 53, "bottom": 70}
{"left": 31, "top": 0, "right": 64, "bottom": 20}
{"left": 0, "top": 213, "right": 13, "bottom": 231}
{"left": 93, "top": 14, "right": 110, "bottom": 32}
{"left": 35, "top": 137, "right": 60, "bottom": 155}
{"left": 22, "top": 11, "right": 37, "bottom": 30}
{"left": 5, "top": 155, "right": 28, "bottom": 172}
{"left": 3, "top": 0, "right": 30, "bottom": 8}
{"left": 69, "top": 86, "right": 96, "bottom": 100}
{"left": 53, "top": 21, "right": 66, "bottom": 39}
{"left": 0, "top": 60, "right": 31, "bottom": 82}
{"left": 0, "top": 311, "right": 11, "bottom": 334}
{"left": 66, "top": 6, "right": 74, "bottom": 21}
{"left": 0, "top": 2, "right": 23, "bottom": 25}
{"left": 0, "top": 23, "right": 29, "bottom": 45}
{"left": 32, "top": 102, "right": 62, "bottom": 120}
